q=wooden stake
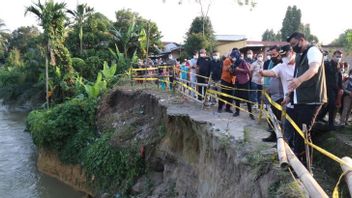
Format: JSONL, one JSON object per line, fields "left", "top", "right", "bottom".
{"left": 303, "top": 124, "right": 312, "bottom": 174}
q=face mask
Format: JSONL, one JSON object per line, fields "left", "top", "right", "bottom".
{"left": 232, "top": 57, "right": 237, "bottom": 62}
{"left": 200, "top": 53, "right": 206, "bottom": 57}
{"left": 213, "top": 56, "right": 219, "bottom": 60}
{"left": 271, "top": 56, "right": 278, "bottom": 63}
{"left": 335, "top": 58, "right": 342, "bottom": 63}
{"left": 324, "top": 56, "right": 328, "bottom": 61}
{"left": 293, "top": 42, "right": 302, "bottom": 53}
{"left": 247, "top": 54, "right": 253, "bottom": 59}
{"left": 257, "top": 57, "right": 263, "bottom": 62}
{"left": 282, "top": 57, "right": 289, "bottom": 65}
{"left": 193, "top": 55, "right": 198, "bottom": 59}
{"left": 169, "top": 55, "right": 173, "bottom": 59}
{"left": 266, "top": 55, "right": 271, "bottom": 60}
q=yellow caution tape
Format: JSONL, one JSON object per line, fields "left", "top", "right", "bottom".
{"left": 332, "top": 170, "right": 351, "bottom": 198}
{"left": 262, "top": 90, "right": 352, "bottom": 171}
{"left": 175, "top": 80, "right": 203, "bottom": 97}
{"left": 207, "top": 89, "right": 256, "bottom": 105}
{"left": 132, "top": 77, "right": 158, "bottom": 81}
{"left": 214, "top": 82, "right": 262, "bottom": 92}
{"left": 173, "top": 67, "right": 210, "bottom": 80}
{"left": 206, "top": 91, "right": 257, "bottom": 117}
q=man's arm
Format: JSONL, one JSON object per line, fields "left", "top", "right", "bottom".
{"left": 259, "top": 69, "right": 277, "bottom": 78}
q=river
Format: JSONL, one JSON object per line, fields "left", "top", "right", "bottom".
{"left": 0, "top": 106, "right": 84, "bottom": 198}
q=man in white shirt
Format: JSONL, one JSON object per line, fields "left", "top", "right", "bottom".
{"left": 260, "top": 45, "right": 295, "bottom": 148}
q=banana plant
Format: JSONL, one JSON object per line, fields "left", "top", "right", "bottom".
{"left": 84, "top": 72, "right": 107, "bottom": 98}
{"left": 101, "top": 61, "right": 117, "bottom": 83}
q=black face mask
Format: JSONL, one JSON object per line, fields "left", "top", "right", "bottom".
{"left": 293, "top": 42, "right": 302, "bottom": 53}
{"left": 271, "top": 56, "right": 279, "bottom": 63}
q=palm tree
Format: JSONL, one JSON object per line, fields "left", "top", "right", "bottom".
{"left": 25, "top": 0, "right": 68, "bottom": 108}
{"left": 0, "top": 19, "right": 8, "bottom": 49}
{"left": 67, "top": 3, "right": 94, "bottom": 55}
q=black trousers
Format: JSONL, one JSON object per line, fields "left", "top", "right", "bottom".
{"left": 317, "top": 89, "right": 337, "bottom": 127}
{"left": 234, "top": 82, "right": 252, "bottom": 114}
{"left": 292, "top": 104, "right": 322, "bottom": 162}
{"left": 218, "top": 80, "right": 234, "bottom": 110}
{"left": 197, "top": 76, "right": 207, "bottom": 100}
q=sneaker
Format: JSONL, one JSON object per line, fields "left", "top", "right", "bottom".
{"left": 262, "top": 134, "right": 276, "bottom": 142}
{"left": 266, "top": 128, "right": 274, "bottom": 133}
{"left": 225, "top": 109, "right": 233, "bottom": 113}
{"left": 249, "top": 114, "right": 255, "bottom": 120}
{"left": 233, "top": 112, "right": 239, "bottom": 117}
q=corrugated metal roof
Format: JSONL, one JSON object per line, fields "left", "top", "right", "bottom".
{"left": 246, "top": 41, "right": 288, "bottom": 47}
{"left": 215, "top": 34, "right": 247, "bottom": 41}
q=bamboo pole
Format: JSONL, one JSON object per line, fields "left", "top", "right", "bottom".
{"left": 266, "top": 107, "right": 288, "bottom": 169}
{"left": 340, "top": 156, "right": 352, "bottom": 197}
{"left": 285, "top": 143, "right": 328, "bottom": 198}
{"left": 303, "top": 124, "right": 312, "bottom": 174}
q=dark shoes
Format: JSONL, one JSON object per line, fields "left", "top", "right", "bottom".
{"left": 217, "top": 108, "right": 222, "bottom": 113}
{"left": 249, "top": 114, "right": 255, "bottom": 120}
{"left": 233, "top": 112, "right": 239, "bottom": 117}
{"left": 262, "top": 134, "right": 276, "bottom": 142}
{"left": 225, "top": 109, "right": 234, "bottom": 113}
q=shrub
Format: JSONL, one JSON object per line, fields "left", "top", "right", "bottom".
{"left": 83, "top": 132, "right": 144, "bottom": 193}
{"left": 26, "top": 98, "right": 97, "bottom": 153}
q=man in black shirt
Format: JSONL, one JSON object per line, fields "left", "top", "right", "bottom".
{"left": 317, "top": 50, "right": 343, "bottom": 130}
{"left": 196, "top": 48, "right": 211, "bottom": 100}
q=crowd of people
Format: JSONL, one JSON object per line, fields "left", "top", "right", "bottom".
{"left": 135, "top": 32, "right": 352, "bottom": 165}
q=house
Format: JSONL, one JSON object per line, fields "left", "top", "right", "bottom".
{"left": 215, "top": 35, "right": 247, "bottom": 56}
{"left": 162, "top": 42, "right": 183, "bottom": 60}
{"left": 242, "top": 41, "right": 289, "bottom": 55}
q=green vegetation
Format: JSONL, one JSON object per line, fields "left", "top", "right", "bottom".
{"left": 83, "top": 132, "right": 144, "bottom": 193}
{"left": 184, "top": 16, "right": 215, "bottom": 56}
{"left": 262, "top": 5, "right": 318, "bottom": 43}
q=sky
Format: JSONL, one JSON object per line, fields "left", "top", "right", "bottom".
{"left": 0, "top": 0, "right": 351, "bottom": 45}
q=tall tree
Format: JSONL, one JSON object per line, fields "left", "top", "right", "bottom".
{"left": 262, "top": 29, "right": 280, "bottom": 41}
{"left": 184, "top": 16, "right": 215, "bottom": 56}
{"left": 280, "top": 5, "right": 302, "bottom": 41}
{"left": 25, "top": 0, "right": 71, "bottom": 107}
{"left": 68, "top": 3, "right": 94, "bottom": 55}
{"left": 113, "top": 9, "right": 162, "bottom": 58}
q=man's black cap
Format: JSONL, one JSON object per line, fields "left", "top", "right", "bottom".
{"left": 279, "top": 45, "right": 293, "bottom": 56}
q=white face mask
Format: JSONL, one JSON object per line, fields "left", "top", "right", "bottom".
{"left": 257, "top": 56, "right": 263, "bottom": 62}
{"left": 324, "top": 56, "right": 328, "bottom": 61}
{"left": 213, "top": 56, "right": 219, "bottom": 60}
{"left": 266, "top": 55, "right": 271, "bottom": 60}
{"left": 193, "top": 55, "right": 198, "bottom": 59}
{"left": 200, "top": 53, "right": 206, "bottom": 57}
{"left": 247, "top": 54, "right": 253, "bottom": 59}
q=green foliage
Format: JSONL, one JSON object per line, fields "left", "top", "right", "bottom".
{"left": 184, "top": 33, "right": 210, "bottom": 56}
{"left": 280, "top": 6, "right": 318, "bottom": 42}
{"left": 7, "top": 26, "right": 41, "bottom": 54}
{"left": 84, "top": 73, "right": 107, "bottom": 98}
{"left": 6, "top": 48, "right": 23, "bottom": 67}
{"left": 262, "top": 29, "right": 280, "bottom": 41}
{"left": 330, "top": 29, "right": 352, "bottom": 52}
{"left": 26, "top": 98, "right": 97, "bottom": 152}
{"left": 101, "top": 61, "right": 117, "bottom": 83}
{"left": 113, "top": 9, "right": 162, "bottom": 57}
{"left": 184, "top": 16, "right": 215, "bottom": 56}
{"left": 280, "top": 6, "right": 302, "bottom": 41}
{"left": 83, "top": 132, "right": 144, "bottom": 193}
{"left": 110, "top": 44, "right": 138, "bottom": 74}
